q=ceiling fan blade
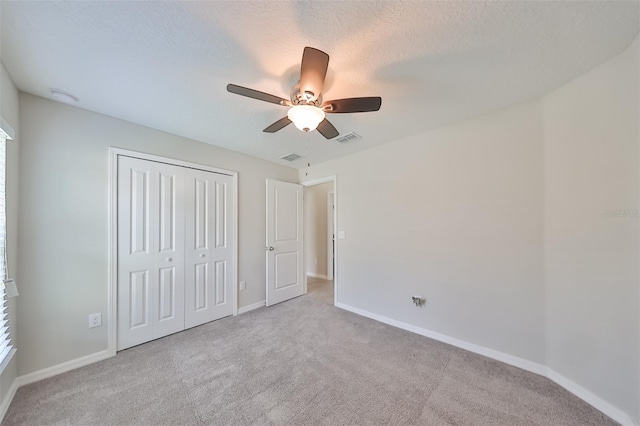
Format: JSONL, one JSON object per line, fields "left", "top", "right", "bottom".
{"left": 316, "top": 118, "right": 339, "bottom": 139}
{"left": 299, "top": 47, "right": 329, "bottom": 101}
{"left": 263, "top": 117, "right": 292, "bottom": 133}
{"left": 227, "top": 84, "right": 289, "bottom": 106}
{"left": 323, "top": 97, "right": 382, "bottom": 113}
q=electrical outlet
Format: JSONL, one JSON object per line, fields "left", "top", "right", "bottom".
{"left": 412, "top": 296, "right": 425, "bottom": 307}
{"left": 239, "top": 281, "right": 246, "bottom": 291}
{"left": 88, "top": 313, "right": 102, "bottom": 328}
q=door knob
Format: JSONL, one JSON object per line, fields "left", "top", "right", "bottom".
{"left": 166, "top": 258, "right": 172, "bottom": 262}
{"left": 268, "top": 246, "right": 275, "bottom": 251}
{"left": 199, "top": 253, "right": 205, "bottom": 258}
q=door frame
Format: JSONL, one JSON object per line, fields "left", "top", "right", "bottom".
{"left": 300, "top": 176, "right": 338, "bottom": 305}
{"left": 327, "top": 190, "right": 334, "bottom": 280}
{"left": 108, "top": 147, "right": 239, "bottom": 356}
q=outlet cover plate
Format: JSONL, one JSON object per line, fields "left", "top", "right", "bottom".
{"left": 89, "top": 313, "right": 102, "bottom": 328}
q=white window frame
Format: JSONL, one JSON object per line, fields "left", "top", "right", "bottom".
{"left": 0, "top": 123, "right": 15, "bottom": 367}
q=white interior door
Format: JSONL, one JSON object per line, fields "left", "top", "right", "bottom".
{"left": 185, "top": 168, "right": 235, "bottom": 328}
{"left": 117, "top": 156, "right": 185, "bottom": 350}
{"left": 266, "top": 179, "right": 304, "bottom": 306}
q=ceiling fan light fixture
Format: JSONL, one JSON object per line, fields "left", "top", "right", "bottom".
{"left": 227, "top": 47, "right": 381, "bottom": 139}
{"left": 287, "top": 105, "right": 325, "bottom": 132}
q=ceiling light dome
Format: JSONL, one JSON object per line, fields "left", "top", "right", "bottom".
{"left": 50, "top": 89, "right": 78, "bottom": 104}
{"left": 287, "top": 105, "right": 325, "bottom": 132}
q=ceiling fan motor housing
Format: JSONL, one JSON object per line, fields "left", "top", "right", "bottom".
{"left": 290, "top": 84, "right": 323, "bottom": 107}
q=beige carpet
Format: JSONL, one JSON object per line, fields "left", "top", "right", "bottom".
{"left": 4, "top": 278, "right": 616, "bottom": 425}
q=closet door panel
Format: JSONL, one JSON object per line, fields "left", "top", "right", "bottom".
{"left": 185, "top": 169, "right": 234, "bottom": 328}
{"left": 117, "top": 157, "right": 156, "bottom": 350}
{"left": 211, "top": 176, "right": 234, "bottom": 317}
{"left": 152, "top": 162, "right": 186, "bottom": 339}
{"left": 185, "top": 169, "right": 213, "bottom": 328}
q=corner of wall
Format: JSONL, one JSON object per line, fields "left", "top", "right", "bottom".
{"left": 541, "top": 33, "right": 640, "bottom": 425}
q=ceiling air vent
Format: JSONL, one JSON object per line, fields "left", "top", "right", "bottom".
{"left": 281, "top": 153, "right": 303, "bottom": 162}
{"left": 336, "top": 132, "right": 362, "bottom": 143}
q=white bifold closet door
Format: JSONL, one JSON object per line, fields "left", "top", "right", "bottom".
{"left": 117, "top": 156, "right": 234, "bottom": 350}
{"left": 184, "top": 168, "right": 234, "bottom": 328}
{"left": 117, "top": 157, "right": 186, "bottom": 350}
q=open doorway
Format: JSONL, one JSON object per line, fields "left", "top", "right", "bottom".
{"left": 302, "top": 177, "right": 337, "bottom": 305}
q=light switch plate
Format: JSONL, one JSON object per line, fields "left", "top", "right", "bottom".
{"left": 337, "top": 231, "right": 346, "bottom": 239}
{"left": 239, "top": 281, "right": 246, "bottom": 291}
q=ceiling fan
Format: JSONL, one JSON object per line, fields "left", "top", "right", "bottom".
{"left": 227, "top": 47, "right": 382, "bottom": 139}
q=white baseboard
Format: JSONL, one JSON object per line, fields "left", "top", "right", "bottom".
{"left": 546, "top": 368, "right": 636, "bottom": 426}
{"left": 307, "top": 272, "right": 328, "bottom": 280}
{"left": 237, "top": 300, "right": 265, "bottom": 314}
{"left": 335, "top": 302, "right": 637, "bottom": 426}
{"left": 0, "top": 377, "right": 18, "bottom": 422}
{"left": 1, "top": 349, "right": 114, "bottom": 423}
{"left": 15, "top": 349, "right": 113, "bottom": 387}
{"left": 1, "top": 305, "right": 635, "bottom": 426}
{"left": 335, "top": 302, "right": 546, "bottom": 376}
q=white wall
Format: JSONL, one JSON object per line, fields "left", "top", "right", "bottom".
{"left": 543, "top": 36, "right": 639, "bottom": 423}
{"left": 9, "top": 31, "right": 639, "bottom": 426}
{"left": 0, "top": 61, "right": 19, "bottom": 405}
{"left": 304, "top": 182, "right": 333, "bottom": 277}
{"left": 301, "top": 36, "right": 640, "bottom": 424}
{"left": 302, "top": 100, "right": 546, "bottom": 364}
{"left": 17, "top": 93, "right": 298, "bottom": 376}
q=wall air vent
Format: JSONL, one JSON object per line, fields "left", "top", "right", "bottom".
{"left": 281, "top": 153, "right": 303, "bottom": 162}
{"left": 336, "top": 132, "right": 362, "bottom": 143}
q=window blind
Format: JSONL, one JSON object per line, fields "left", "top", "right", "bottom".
{"left": 0, "top": 132, "right": 12, "bottom": 364}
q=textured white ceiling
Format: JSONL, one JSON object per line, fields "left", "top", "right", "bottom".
{"left": 1, "top": 1, "right": 638, "bottom": 169}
